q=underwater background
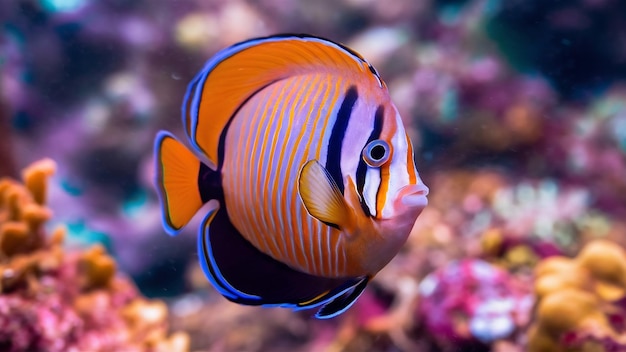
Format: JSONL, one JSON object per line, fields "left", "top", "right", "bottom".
{"left": 1, "top": 0, "right": 626, "bottom": 351}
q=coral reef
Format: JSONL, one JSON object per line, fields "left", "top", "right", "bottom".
{"left": 2, "top": 0, "right": 626, "bottom": 350}
{"left": 529, "top": 240, "right": 626, "bottom": 352}
{"left": 0, "top": 159, "right": 189, "bottom": 352}
{"left": 417, "top": 259, "right": 532, "bottom": 348}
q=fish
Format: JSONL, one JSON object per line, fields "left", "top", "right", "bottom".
{"left": 153, "top": 34, "right": 429, "bottom": 319}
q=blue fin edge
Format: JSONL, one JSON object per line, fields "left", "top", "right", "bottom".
{"left": 314, "top": 277, "right": 368, "bottom": 319}
{"left": 153, "top": 130, "right": 184, "bottom": 237}
{"left": 197, "top": 206, "right": 263, "bottom": 302}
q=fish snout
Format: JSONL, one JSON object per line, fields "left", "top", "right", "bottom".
{"left": 395, "top": 184, "right": 429, "bottom": 210}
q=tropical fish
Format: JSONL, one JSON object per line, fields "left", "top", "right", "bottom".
{"left": 154, "top": 34, "right": 429, "bottom": 319}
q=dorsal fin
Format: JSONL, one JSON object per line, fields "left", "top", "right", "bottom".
{"left": 182, "top": 34, "right": 384, "bottom": 167}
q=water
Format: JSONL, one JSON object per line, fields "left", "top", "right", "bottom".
{"left": 1, "top": 1, "right": 626, "bottom": 351}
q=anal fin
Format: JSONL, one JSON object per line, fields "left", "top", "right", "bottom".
{"left": 198, "top": 204, "right": 365, "bottom": 317}
{"left": 314, "top": 277, "right": 369, "bottom": 319}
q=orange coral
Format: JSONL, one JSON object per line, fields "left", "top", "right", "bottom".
{"left": 0, "top": 158, "right": 189, "bottom": 352}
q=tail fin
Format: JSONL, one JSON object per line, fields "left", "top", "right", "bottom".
{"left": 154, "top": 131, "right": 204, "bottom": 235}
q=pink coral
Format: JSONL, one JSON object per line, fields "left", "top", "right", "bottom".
{"left": 417, "top": 259, "right": 532, "bottom": 346}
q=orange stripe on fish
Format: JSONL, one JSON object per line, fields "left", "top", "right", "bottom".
{"left": 280, "top": 76, "right": 312, "bottom": 268}
{"left": 302, "top": 81, "right": 344, "bottom": 275}
{"left": 376, "top": 162, "right": 391, "bottom": 219}
{"left": 246, "top": 84, "right": 275, "bottom": 254}
{"left": 293, "top": 75, "right": 332, "bottom": 272}
{"left": 406, "top": 132, "right": 418, "bottom": 184}
{"left": 375, "top": 108, "right": 398, "bottom": 218}
{"left": 265, "top": 79, "right": 300, "bottom": 263}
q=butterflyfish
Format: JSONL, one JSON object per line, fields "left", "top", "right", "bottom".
{"left": 154, "top": 34, "right": 429, "bottom": 319}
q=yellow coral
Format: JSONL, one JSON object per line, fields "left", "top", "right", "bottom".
{"left": 528, "top": 239, "right": 626, "bottom": 351}
{"left": 481, "top": 228, "right": 503, "bottom": 256}
{"left": 577, "top": 240, "right": 626, "bottom": 287}
{"left": 21, "top": 158, "right": 56, "bottom": 206}
{"left": 78, "top": 244, "right": 117, "bottom": 290}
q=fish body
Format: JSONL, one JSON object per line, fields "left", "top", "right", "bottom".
{"left": 154, "top": 34, "right": 428, "bottom": 318}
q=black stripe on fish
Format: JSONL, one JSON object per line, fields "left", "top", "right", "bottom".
{"left": 198, "top": 162, "right": 222, "bottom": 203}
{"left": 326, "top": 86, "right": 358, "bottom": 194}
{"left": 355, "top": 105, "right": 384, "bottom": 217}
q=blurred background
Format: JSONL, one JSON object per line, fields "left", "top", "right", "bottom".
{"left": 1, "top": 0, "right": 626, "bottom": 351}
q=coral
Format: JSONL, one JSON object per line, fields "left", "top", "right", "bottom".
{"left": 0, "top": 159, "right": 189, "bottom": 352}
{"left": 529, "top": 239, "right": 626, "bottom": 351}
{"left": 417, "top": 259, "right": 533, "bottom": 349}
{"left": 548, "top": 88, "right": 626, "bottom": 219}
{"left": 404, "top": 170, "right": 589, "bottom": 273}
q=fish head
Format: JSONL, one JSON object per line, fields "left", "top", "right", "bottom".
{"left": 337, "top": 101, "right": 428, "bottom": 275}
{"left": 346, "top": 101, "right": 428, "bottom": 244}
{"left": 348, "top": 104, "right": 429, "bottom": 273}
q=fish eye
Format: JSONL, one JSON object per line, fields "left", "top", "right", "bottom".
{"left": 362, "top": 140, "right": 391, "bottom": 167}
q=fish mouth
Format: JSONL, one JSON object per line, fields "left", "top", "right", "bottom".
{"left": 397, "top": 184, "right": 429, "bottom": 208}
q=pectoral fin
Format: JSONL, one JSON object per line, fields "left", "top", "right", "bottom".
{"left": 298, "top": 160, "right": 355, "bottom": 230}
